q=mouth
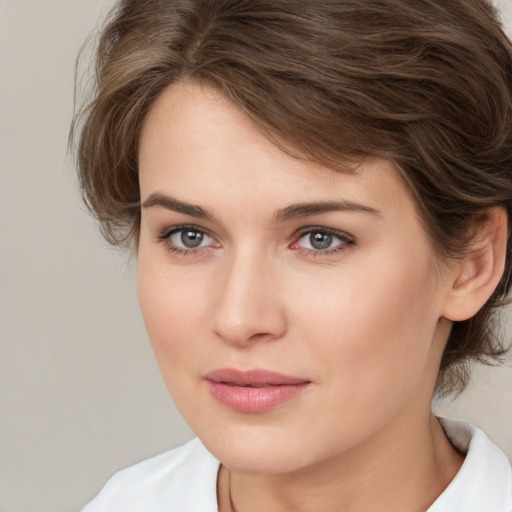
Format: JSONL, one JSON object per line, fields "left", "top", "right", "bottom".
{"left": 204, "top": 368, "right": 311, "bottom": 413}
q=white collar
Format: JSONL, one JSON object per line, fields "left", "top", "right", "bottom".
{"left": 82, "top": 419, "right": 511, "bottom": 511}
{"left": 428, "top": 418, "right": 512, "bottom": 511}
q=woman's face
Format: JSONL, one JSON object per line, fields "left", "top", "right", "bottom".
{"left": 137, "top": 82, "right": 455, "bottom": 473}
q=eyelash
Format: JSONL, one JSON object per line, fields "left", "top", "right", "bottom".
{"left": 292, "top": 227, "right": 355, "bottom": 257}
{"left": 155, "top": 225, "right": 214, "bottom": 257}
{"left": 155, "top": 225, "right": 355, "bottom": 257}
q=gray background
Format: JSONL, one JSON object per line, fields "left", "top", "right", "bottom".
{"left": 1, "top": 1, "right": 511, "bottom": 511}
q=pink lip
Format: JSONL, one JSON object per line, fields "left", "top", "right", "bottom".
{"left": 204, "top": 368, "right": 311, "bottom": 413}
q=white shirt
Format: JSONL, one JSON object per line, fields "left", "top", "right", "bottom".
{"left": 81, "top": 418, "right": 512, "bottom": 511}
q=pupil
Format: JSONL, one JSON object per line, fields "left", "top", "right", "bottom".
{"left": 181, "top": 230, "right": 203, "bottom": 248}
{"left": 310, "top": 232, "right": 332, "bottom": 250}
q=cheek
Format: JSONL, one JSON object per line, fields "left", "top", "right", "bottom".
{"left": 137, "top": 259, "right": 209, "bottom": 376}
{"left": 137, "top": 261, "right": 213, "bottom": 435}
{"left": 283, "top": 261, "right": 441, "bottom": 450}
{"left": 291, "top": 257, "right": 438, "bottom": 393}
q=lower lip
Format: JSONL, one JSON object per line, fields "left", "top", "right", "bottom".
{"left": 206, "top": 381, "right": 310, "bottom": 413}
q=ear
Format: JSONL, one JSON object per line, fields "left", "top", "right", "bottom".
{"left": 442, "top": 208, "right": 508, "bottom": 322}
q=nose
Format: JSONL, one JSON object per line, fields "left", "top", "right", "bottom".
{"left": 212, "top": 249, "right": 287, "bottom": 347}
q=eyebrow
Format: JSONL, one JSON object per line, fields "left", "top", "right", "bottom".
{"left": 142, "top": 193, "right": 214, "bottom": 219}
{"left": 141, "top": 193, "right": 381, "bottom": 222}
{"left": 274, "top": 201, "right": 382, "bottom": 222}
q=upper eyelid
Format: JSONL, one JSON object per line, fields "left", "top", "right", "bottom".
{"left": 157, "top": 224, "right": 210, "bottom": 239}
{"left": 294, "top": 226, "right": 354, "bottom": 240}
{"left": 155, "top": 226, "right": 216, "bottom": 255}
{"left": 155, "top": 224, "right": 354, "bottom": 246}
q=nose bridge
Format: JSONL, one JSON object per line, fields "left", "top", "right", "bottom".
{"left": 213, "top": 244, "right": 286, "bottom": 345}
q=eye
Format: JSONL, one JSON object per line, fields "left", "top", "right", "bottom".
{"left": 156, "top": 225, "right": 218, "bottom": 254}
{"left": 294, "top": 228, "right": 354, "bottom": 253}
{"left": 170, "top": 228, "right": 211, "bottom": 249}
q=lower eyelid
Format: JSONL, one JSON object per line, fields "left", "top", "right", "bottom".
{"left": 154, "top": 226, "right": 353, "bottom": 255}
{"left": 154, "top": 226, "right": 222, "bottom": 256}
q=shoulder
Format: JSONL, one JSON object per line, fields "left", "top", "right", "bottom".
{"left": 81, "top": 438, "right": 220, "bottom": 512}
{"left": 429, "top": 418, "right": 512, "bottom": 512}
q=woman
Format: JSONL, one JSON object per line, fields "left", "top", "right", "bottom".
{"left": 75, "top": 0, "right": 512, "bottom": 510}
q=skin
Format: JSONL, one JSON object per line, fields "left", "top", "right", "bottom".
{"left": 137, "top": 81, "right": 476, "bottom": 511}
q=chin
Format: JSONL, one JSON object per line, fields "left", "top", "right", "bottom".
{"left": 193, "top": 419, "right": 324, "bottom": 474}
{"left": 211, "top": 441, "right": 310, "bottom": 474}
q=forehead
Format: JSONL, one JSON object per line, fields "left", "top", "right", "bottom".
{"left": 139, "top": 82, "right": 416, "bottom": 222}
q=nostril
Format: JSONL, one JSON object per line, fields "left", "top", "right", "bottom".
{"left": 248, "top": 332, "right": 272, "bottom": 341}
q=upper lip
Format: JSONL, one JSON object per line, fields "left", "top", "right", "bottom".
{"left": 205, "top": 368, "right": 310, "bottom": 387}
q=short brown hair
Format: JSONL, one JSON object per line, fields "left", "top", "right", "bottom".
{"left": 72, "top": 0, "right": 512, "bottom": 395}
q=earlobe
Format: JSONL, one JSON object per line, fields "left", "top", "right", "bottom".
{"left": 442, "top": 208, "right": 507, "bottom": 322}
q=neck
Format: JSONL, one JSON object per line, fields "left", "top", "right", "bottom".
{"left": 219, "top": 412, "right": 464, "bottom": 512}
